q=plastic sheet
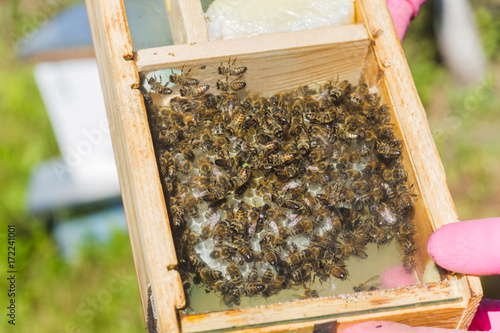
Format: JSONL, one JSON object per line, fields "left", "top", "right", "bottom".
{"left": 205, "top": 0, "right": 355, "bottom": 41}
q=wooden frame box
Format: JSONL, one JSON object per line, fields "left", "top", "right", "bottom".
{"left": 84, "top": 0, "right": 482, "bottom": 332}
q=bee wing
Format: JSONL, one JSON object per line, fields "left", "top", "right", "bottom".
{"left": 207, "top": 213, "right": 221, "bottom": 229}
{"left": 269, "top": 220, "right": 280, "bottom": 236}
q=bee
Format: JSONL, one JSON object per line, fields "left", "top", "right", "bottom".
{"left": 397, "top": 188, "right": 416, "bottom": 216}
{"left": 200, "top": 222, "right": 215, "bottom": 240}
{"left": 214, "top": 156, "right": 235, "bottom": 170}
{"left": 325, "top": 261, "right": 348, "bottom": 280}
{"left": 212, "top": 112, "right": 225, "bottom": 136}
{"left": 247, "top": 267, "right": 259, "bottom": 283}
{"left": 380, "top": 181, "right": 396, "bottom": 199}
{"left": 263, "top": 116, "right": 284, "bottom": 140}
{"left": 180, "top": 160, "right": 193, "bottom": 175}
{"left": 302, "top": 191, "right": 317, "bottom": 213}
{"left": 169, "top": 198, "right": 185, "bottom": 229}
{"left": 226, "top": 107, "right": 246, "bottom": 136}
{"left": 198, "top": 130, "right": 213, "bottom": 152}
{"left": 260, "top": 237, "right": 278, "bottom": 266}
{"left": 210, "top": 245, "right": 236, "bottom": 260}
{"left": 245, "top": 208, "right": 259, "bottom": 233}
{"left": 291, "top": 263, "right": 313, "bottom": 283}
{"left": 142, "top": 91, "right": 153, "bottom": 105}
{"left": 147, "top": 75, "right": 173, "bottom": 95}
{"left": 200, "top": 268, "right": 223, "bottom": 283}
{"left": 401, "top": 253, "right": 415, "bottom": 270}
{"left": 371, "top": 187, "right": 385, "bottom": 203}
{"left": 362, "top": 159, "right": 378, "bottom": 174}
{"left": 246, "top": 283, "right": 266, "bottom": 295}
{"left": 350, "top": 179, "right": 371, "bottom": 194}
{"left": 289, "top": 220, "right": 314, "bottom": 237}
{"left": 348, "top": 84, "right": 368, "bottom": 108}
{"left": 349, "top": 150, "right": 362, "bottom": 164}
{"left": 382, "top": 168, "right": 408, "bottom": 183}
{"left": 379, "top": 124, "right": 396, "bottom": 140}
{"left": 300, "top": 288, "right": 319, "bottom": 299}
{"left": 307, "top": 125, "right": 328, "bottom": 141}
{"left": 213, "top": 220, "right": 228, "bottom": 246}
{"left": 292, "top": 85, "right": 316, "bottom": 97}
{"left": 330, "top": 80, "right": 351, "bottom": 102}
{"left": 330, "top": 182, "right": 349, "bottom": 204}
{"left": 188, "top": 251, "right": 206, "bottom": 269}
{"left": 189, "top": 176, "right": 211, "bottom": 189}
{"left": 169, "top": 67, "right": 199, "bottom": 86}
{"left": 213, "top": 280, "right": 233, "bottom": 294}
{"left": 337, "top": 152, "right": 350, "bottom": 172}
{"left": 185, "top": 196, "right": 200, "bottom": 219}
{"left": 261, "top": 268, "right": 274, "bottom": 286}
{"left": 218, "top": 57, "right": 247, "bottom": 77}
{"left": 309, "top": 150, "right": 325, "bottom": 164}
{"left": 297, "top": 130, "right": 310, "bottom": 156}
{"left": 338, "top": 127, "right": 364, "bottom": 142}
{"left": 344, "top": 169, "right": 362, "bottom": 181}
{"left": 180, "top": 84, "right": 210, "bottom": 98}
{"left": 180, "top": 146, "right": 195, "bottom": 162}
{"left": 274, "top": 196, "right": 301, "bottom": 211}
{"left": 400, "top": 237, "right": 416, "bottom": 255}
{"left": 370, "top": 202, "right": 398, "bottom": 225}
{"left": 197, "top": 157, "right": 213, "bottom": 177}
{"left": 376, "top": 142, "right": 401, "bottom": 159}
{"left": 231, "top": 166, "right": 251, "bottom": 189}
{"left": 256, "top": 183, "right": 273, "bottom": 201}
{"left": 353, "top": 276, "right": 380, "bottom": 292}
{"left": 367, "top": 223, "right": 391, "bottom": 246}
{"left": 270, "top": 274, "right": 287, "bottom": 292}
{"left": 216, "top": 75, "right": 246, "bottom": 92}
{"left": 274, "top": 165, "right": 298, "bottom": 179}
{"left": 262, "top": 140, "right": 280, "bottom": 154}
{"left": 183, "top": 114, "right": 198, "bottom": 134}
{"left": 393, "top": 168, "right": 409, "bottom": 182}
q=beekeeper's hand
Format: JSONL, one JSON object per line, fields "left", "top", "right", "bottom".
{"left": 341, "top": 217, "right": 500, "bottom": 332}
{"left": 386, "top": 0, "right": 428, "bottom": 40}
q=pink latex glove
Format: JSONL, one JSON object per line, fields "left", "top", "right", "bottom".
{"left": 386, "top": 0, "right": 428, "bottom": 40}
{"left": 342, "top": 217, "right": 500, "bottom": 333}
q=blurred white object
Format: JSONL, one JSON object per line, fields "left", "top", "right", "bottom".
{"left": 28, "top": 58, "right": 120, "bottom": 213}
{"left": 205, "top": 0, "right": 355, "bottom": 40}
{"left": 434, "top": 0, "right": 487, "bottom": 86}
{"left": 34, "top": 59, "right": 118, "bottom": 187}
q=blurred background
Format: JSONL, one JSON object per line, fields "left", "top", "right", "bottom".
{"left": 0, "top": 0, "right": 499, "bottom": 332}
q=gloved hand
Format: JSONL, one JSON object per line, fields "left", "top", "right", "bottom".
{"left": 386, "top": 0, "right": 428, "bottom": 40}
{"left": 342, "top": 217, "right": 500, "bottom": 333}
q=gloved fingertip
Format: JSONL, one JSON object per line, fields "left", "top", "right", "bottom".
{"left": 381, "top": 265, "right": 416, "bottom": 289}
{"left": 428, "top": 218, "right": 500, "bottom": 275}
{"left": 386, "top": 0, "right": 414, "bottom": 40}
{"left": 469, "top": 299, "right": 500, "bottom": 331}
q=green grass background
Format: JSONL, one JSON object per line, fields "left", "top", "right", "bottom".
{"left": 0, "top": 0, "right": 499, "bottom": 331}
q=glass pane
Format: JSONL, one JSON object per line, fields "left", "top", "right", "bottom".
{"left": 139, "top": 54, "right": 445, "bottom": 315}
{"left": 123, "top": 0, "right": 173, "bottom": 50}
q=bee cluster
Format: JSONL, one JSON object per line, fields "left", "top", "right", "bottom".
{"left": 143, "top": 60, "right": 417, "bottom": 309}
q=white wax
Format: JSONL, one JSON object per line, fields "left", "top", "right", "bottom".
{"left": 205, "top": 0, "right": 355, "bottom": 41}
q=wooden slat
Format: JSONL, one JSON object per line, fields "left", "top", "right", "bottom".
{"left": 135, "top": 23, "right": 369, "bottom": 73}
{"left": 180, "top": 280, "right": 463, "bottom": 333}
{"left": 166, "top": 0, "right": 208, "bottom": 44}
{"left": 84, "top": 0, "right": 184, "bottom": 332}
{"left": 357, "top": 0, "right": 482, "bottom": 327}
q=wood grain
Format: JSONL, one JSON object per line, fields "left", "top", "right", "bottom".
{"left": 166, "top": 0, "right": 208, "bottom": 44}
{"left": 85, "top": 0, "right": 184, "bottom": 332}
